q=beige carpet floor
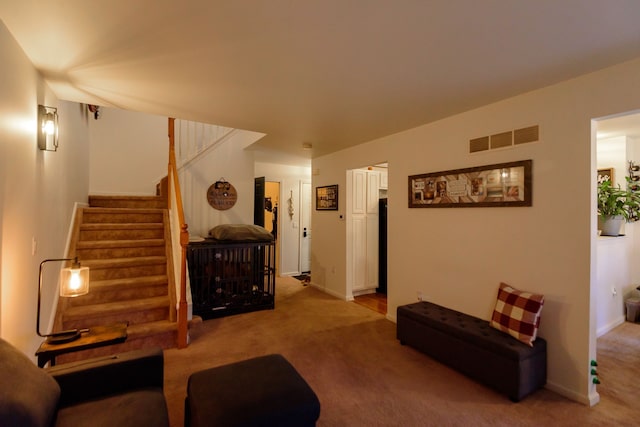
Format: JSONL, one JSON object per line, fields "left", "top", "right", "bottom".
{"left": 163, "top": 276, "right": 640, "bottom": 426}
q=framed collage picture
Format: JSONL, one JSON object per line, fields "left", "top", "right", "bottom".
{"left": 408, "top": 160, "right": 532, "bottom": 208}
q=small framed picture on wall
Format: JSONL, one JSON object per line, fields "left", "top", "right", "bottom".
{"left": 316, "top": 185, "right": 338, "bottom": 210}
{"left": 597, "top": 168, "right": 614, "bottom": 185}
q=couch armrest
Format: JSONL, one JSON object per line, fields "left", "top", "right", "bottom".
{"left": 47, "top": 347, "right": 164, "bottom": 407}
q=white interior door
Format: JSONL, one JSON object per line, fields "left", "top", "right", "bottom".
{"left": 300, "top": 182, "right": 311, "bottom": 273}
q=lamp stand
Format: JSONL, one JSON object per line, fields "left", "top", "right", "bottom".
{"left": 37, "top": 258, "right": 89, "bottom": 345}
{"left": 42, "top": 329, "right": 82, "bottom": 344}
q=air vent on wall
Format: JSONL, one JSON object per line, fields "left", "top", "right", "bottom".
{"left": 469, "top": 136, "right": 489, "bottom": 153}
{"left": 514, "top": 125, "right": 539, "bottom": 145}
{"left": 490, "top": 131, "right": 512, "bottom": 149}
{"left": 470, "top": 125, "right": 539, "bottom": 153}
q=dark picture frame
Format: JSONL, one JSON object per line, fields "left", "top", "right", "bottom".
{"left": 316, "top": 184, "right": 338, "bottom": 210}
{"left": 408, "top": 159, "right": 532, "bottom": 208}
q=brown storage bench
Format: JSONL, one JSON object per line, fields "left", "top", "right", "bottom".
{"left": 397, "top": 301, "right": 546, "bottom": 401}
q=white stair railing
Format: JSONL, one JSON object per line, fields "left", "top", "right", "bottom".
{"left": 174, "top": 120, "right": 235, "bottom": 169}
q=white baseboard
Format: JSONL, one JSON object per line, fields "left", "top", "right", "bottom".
{"left": 352, "top": 288, "right": 377, "bottom": 297}
{"left": 597, "top": 316, "right": 625, "bottom": 337}
{"left": 309, "top": 283, "right": 350, "bottom": 301}
{"left": 281, "top": 271, "right": 299, "bottom": 277}
{"left": 545, "top": 380, "right": 594, "bottom": 406}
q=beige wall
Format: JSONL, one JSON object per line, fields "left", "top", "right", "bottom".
{"left": 312, "top": 57, "right": 640, "bottom": 405}
{"left": 89, "top": 107, "right": 168, "bottom": 196}
{"left": 0, "top": 21, "right": 90, "bottom": 356}
{"left": 178, "top": 130, "right": 263, "bottom": 237}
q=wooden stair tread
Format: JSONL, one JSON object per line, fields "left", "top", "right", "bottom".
{"left": 77, "top": 239, "right": 165, "bottom": 249}
{"left": 88, "top": 195, "right": 167, "bottom": 209}
{"left": 89, "top": 275, "right": 168, "bottom": 290}
{"left": 124, "top": 318, "right": 200, "bottom": 339}
{"left": 83, "top": 256, "right": 166, "bottom": 268}
{"left": 127, "top": 320, "right": 177, "bottom": 337}
{"left": 80, "top": 223, "right": 163, "bottom": 230}
{"left": 84, "top": 207, "right": 166, "bottom": 214}
{"left": 89, "top": 195, "right": 165, "bottom": 202}
{"left": 64, "top": 296, "right": 169, "bottom": 320}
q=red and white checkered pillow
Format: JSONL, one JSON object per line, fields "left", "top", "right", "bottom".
{"left": 490, "top": 282, "right": 544, "bottom": 346}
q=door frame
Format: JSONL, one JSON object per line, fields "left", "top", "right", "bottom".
{"left": 300, "top": 181, "right": 312, "bottom": 273}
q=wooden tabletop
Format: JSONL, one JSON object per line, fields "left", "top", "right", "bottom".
{"left": 36, "top": 323, "right": 128, "bottom": 367}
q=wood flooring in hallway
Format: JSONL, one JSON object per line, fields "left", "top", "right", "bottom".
{"left": 353, "top": 293, "right": 387, "bottom": 315}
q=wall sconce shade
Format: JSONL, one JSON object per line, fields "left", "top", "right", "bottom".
{"left": 38, "top": 105, "right": 59, "bottom": 151}
{"left": 37, "top": 257, "right": 90, "bottom": 344}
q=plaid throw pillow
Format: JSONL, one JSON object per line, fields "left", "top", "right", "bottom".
{"left": 490, "top": 282, "right": 544, "bottom": 346}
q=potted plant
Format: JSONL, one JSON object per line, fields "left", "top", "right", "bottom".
{"left": 597, "top": 178, "right": 640, "bottom": 236}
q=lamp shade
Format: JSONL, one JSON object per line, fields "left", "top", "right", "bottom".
{"left": 59, "top": 265, "right": 89, "bottom": 297}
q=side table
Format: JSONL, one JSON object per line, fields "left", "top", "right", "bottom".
{"left": 36, "top": 323, "right": 128, "bottom": 368}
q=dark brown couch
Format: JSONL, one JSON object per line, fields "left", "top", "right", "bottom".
{"left": 0, "top": 338, "right": 168, "bottom": 427}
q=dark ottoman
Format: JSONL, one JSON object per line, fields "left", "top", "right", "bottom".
{"left": 185, "top": 354, "right": 320, "bottom": 427}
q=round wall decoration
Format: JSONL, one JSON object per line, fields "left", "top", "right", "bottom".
{"left": 207, "top": 179, "right": 237, "bottom": 210}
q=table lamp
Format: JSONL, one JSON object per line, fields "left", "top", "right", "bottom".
{"left": 37, "top": 257, "right": 90, "bottom": 344}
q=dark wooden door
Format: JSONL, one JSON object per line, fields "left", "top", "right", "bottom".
{"left": 254, "top": 177, "right": 265, "bottom": 226}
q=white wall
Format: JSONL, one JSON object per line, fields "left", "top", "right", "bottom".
{"left": 179, "top": 130, "right": 263, "bottom": 237}
{"left": 595, "top": 236, "right": 631, "bottom": 335}
{"left": 312, "top": 57, "right": 640, "bottom": 405}
{"left": 255, "top": 162, "right": 312, "bottom": 275}
{"left": 597, "top": 136, "right": 627, "bottom": 188}
{"left": 89, "top": 107, "right": 167, "bottom": 196}
{"left": 0, "top": 21, "right": 90, "bottom": 356}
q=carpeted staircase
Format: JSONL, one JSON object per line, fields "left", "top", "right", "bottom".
{"left": 55, "top": 194, "right": 179, "bottom": 361}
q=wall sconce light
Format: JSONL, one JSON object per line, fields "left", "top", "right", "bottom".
{"left": 38, "top": 105, "right": 59, "bottom": 151}
{"left": 37, "top": 257, "right": 90, "bottom": 344}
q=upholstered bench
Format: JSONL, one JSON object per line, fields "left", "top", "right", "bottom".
{"left": 185, "top": 354, "right": 321, "bottom": 427}
{"left": 397, "top": 301, "right": 547, "bottom": 401}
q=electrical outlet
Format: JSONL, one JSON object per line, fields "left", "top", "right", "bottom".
{"left": 612, "top": 287, "right": 617, "bottom": 296}
{"left": 417, "top": 291, "right": 424, "bottom": 301}
{"left": 32, "top": 237, "right": 37, "bottom": 256}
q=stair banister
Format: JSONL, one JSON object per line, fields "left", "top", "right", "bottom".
{"left": 168, "top": 117, "right": 189, "bottom": 348}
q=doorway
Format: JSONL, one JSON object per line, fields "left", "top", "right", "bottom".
{"left": 264, "top": 181, "right": 280, "bottom": 275}
{"left": 300, "top": 182, "right": 311, "bottom": 273}
{"left": 592, "top": 111, "right": 640, "bottom": 408}
{"left": 347, "top": 163, "right": 389, "bottom": 315}
{"left": 255, "top": 177, "right": 281, "bottom": 274}
{"left": 594, "top": 112, "right": 640, "bottom": 337}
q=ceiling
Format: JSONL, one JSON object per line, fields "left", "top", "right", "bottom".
{"left": 3, "top": 1, "right": 640, "bottom": 163}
